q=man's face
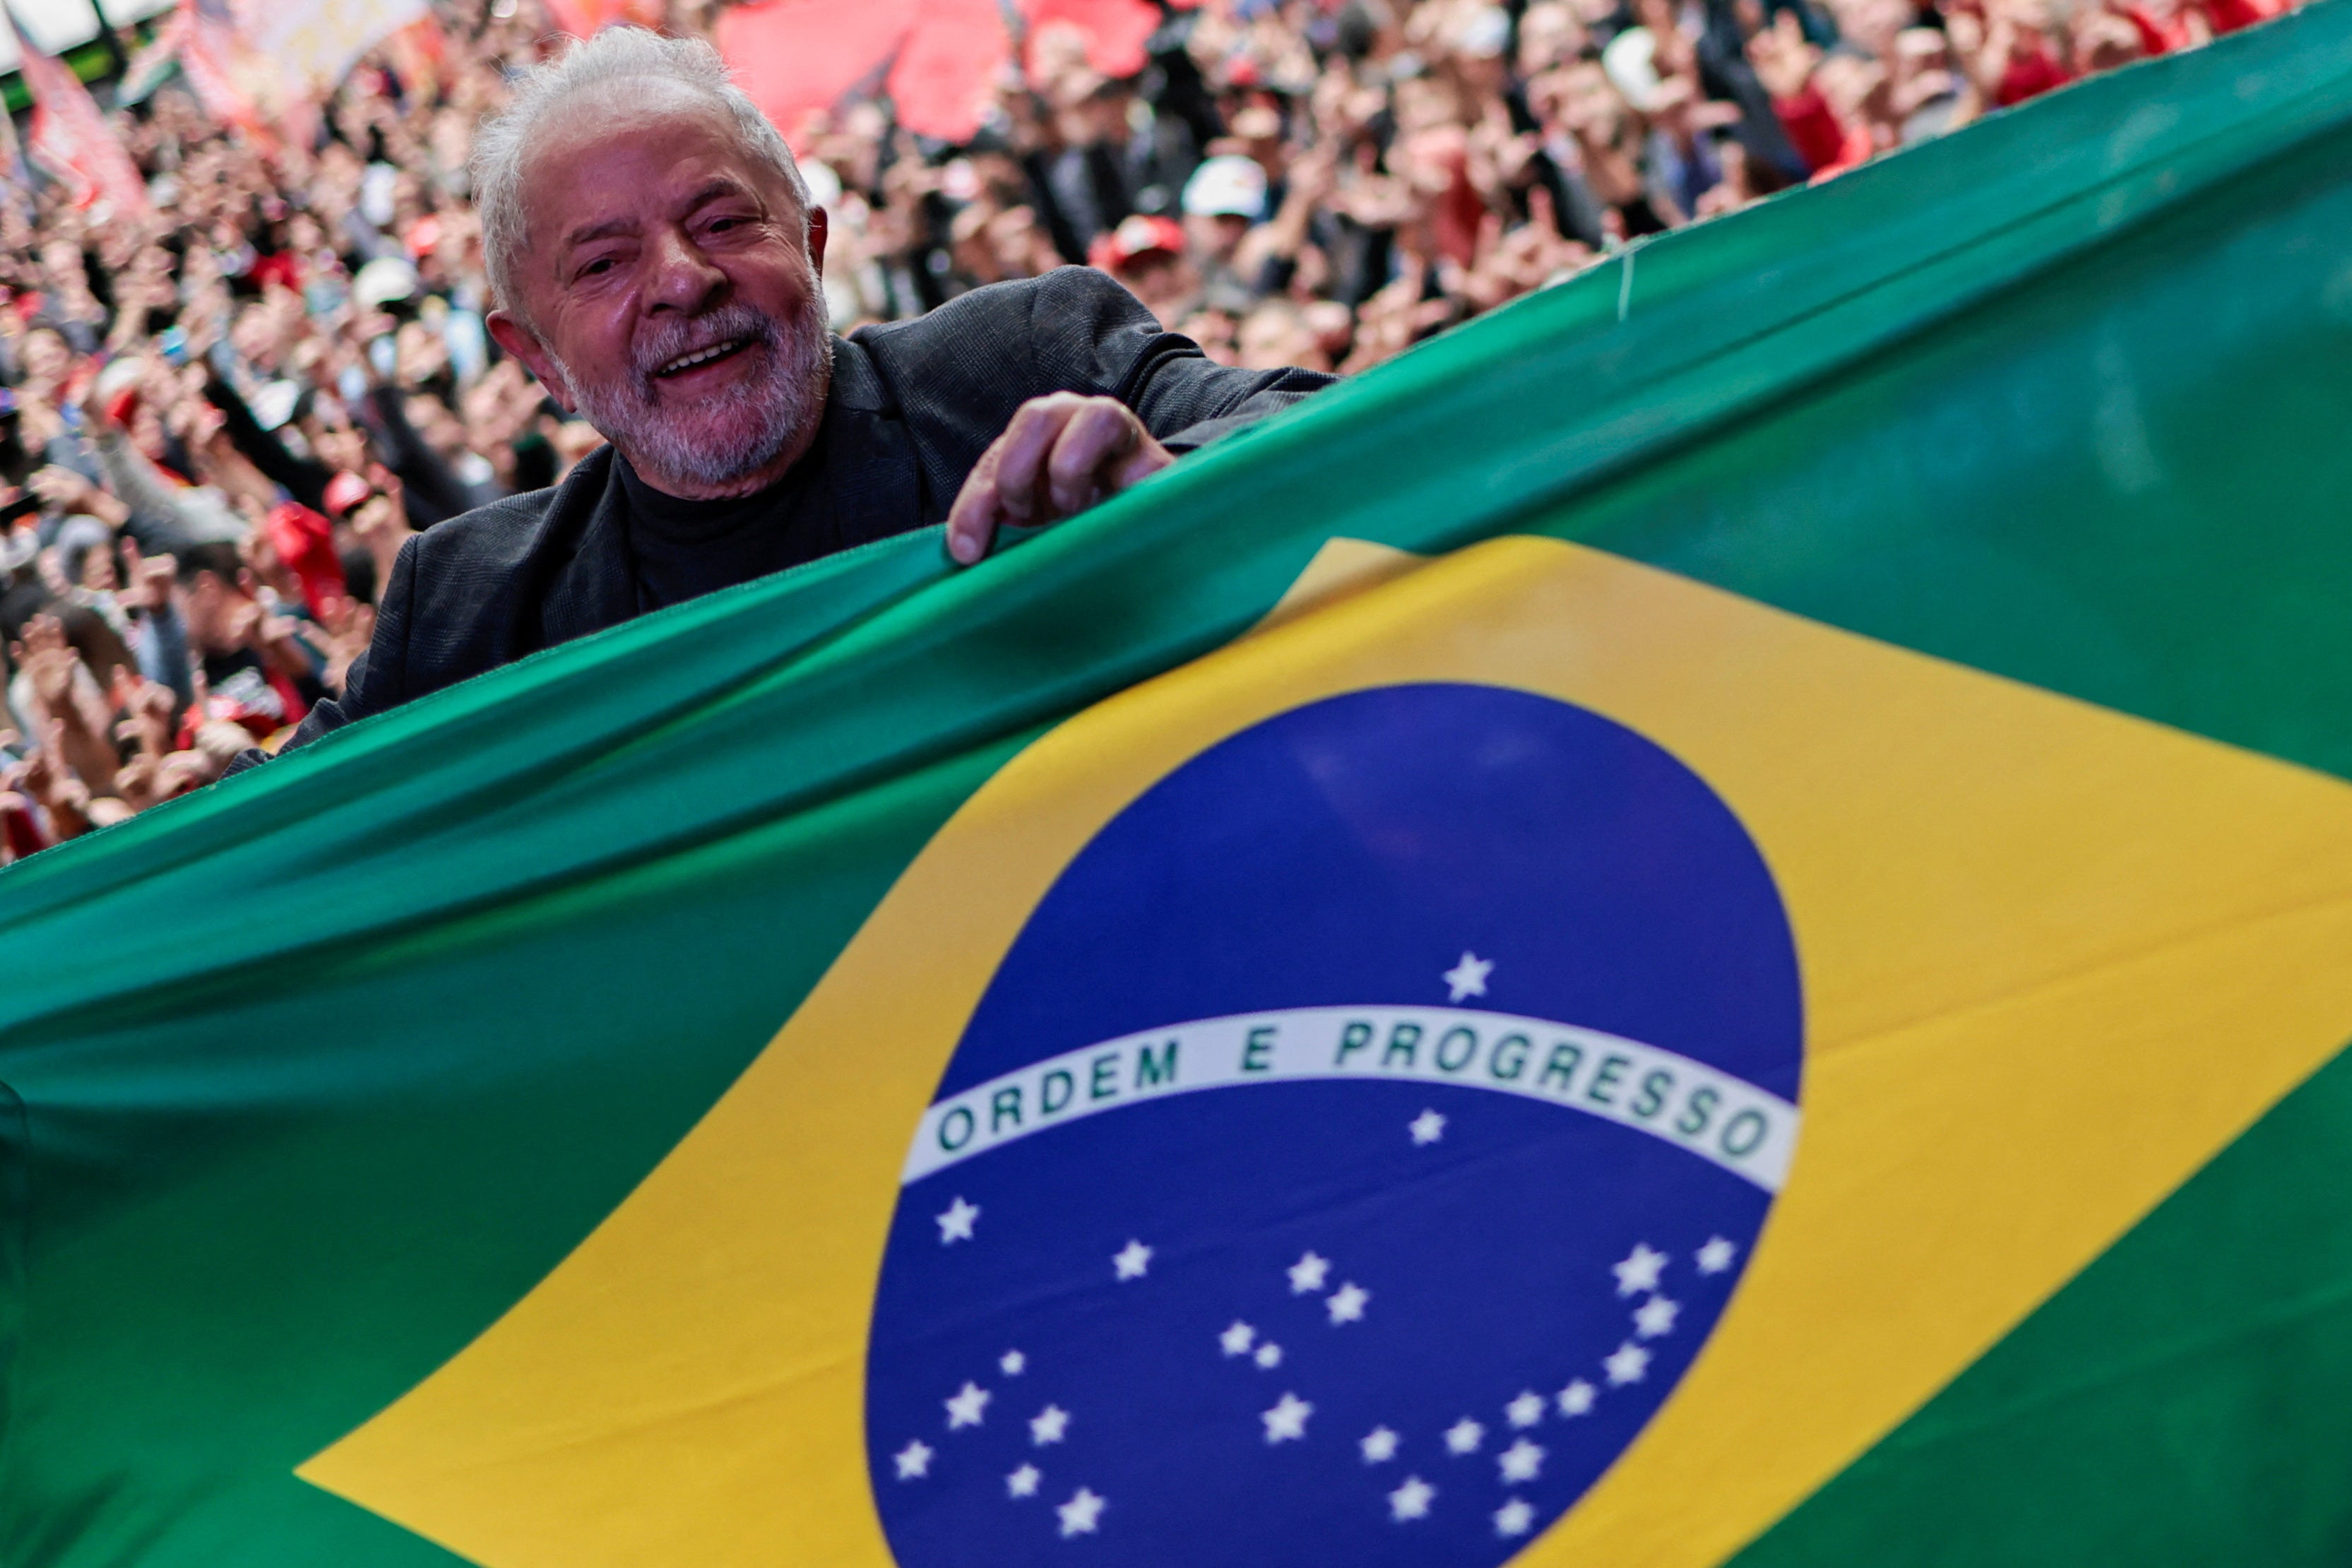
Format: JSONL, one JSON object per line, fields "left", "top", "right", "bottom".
{"left": 487, "top": 91, "right": 833, "bottom": 498}
{"left": 1117, "top": 252, "right": 1199, "bottom": 331}
{"left": 1185, "top": 211, "right": 1252, "bottom": 263}
{"left": 182, "top": 570, "right": 245, "bottom": 655}
{"left": 20, "top": 329, "right": 67, "bottom": 387}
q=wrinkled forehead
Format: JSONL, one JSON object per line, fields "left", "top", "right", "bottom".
{"left": 518, "top": 83, "right": 799, "bottom": 251}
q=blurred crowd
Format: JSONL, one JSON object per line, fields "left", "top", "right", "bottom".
{"left": 0, "top": 0, "right": 2295, "bottom": 858}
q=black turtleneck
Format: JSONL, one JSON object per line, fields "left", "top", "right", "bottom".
{"left": 613, "top": 442, "right": 821, "bottom": 614}
{"left": 605, "top": 336, "right": 937, "bottom": 614}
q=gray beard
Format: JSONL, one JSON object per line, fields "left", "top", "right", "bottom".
{"left": 550, "top": 285, "right": 831, "bottom": 493}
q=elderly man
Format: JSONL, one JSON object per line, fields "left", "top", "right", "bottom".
{"left": 249, "top": 28, "right": 1329, "bottom": 764}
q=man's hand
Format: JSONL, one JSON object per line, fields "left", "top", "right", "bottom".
{"left": 11, "top": 614, "right": 81, "bottom": 725}
{"left": 944, "top": 393, "right": 1174, "bottom": 566}
{"left": 122, "top": 540, "right": 177, "bottom": 614}
{"left": 10, "top": 720, "right": 91, "bottom": 841}
{"left": 112, "top": 671, "right": 177, "bottom": 759}
{"left": 27, "top": 463, "right": 99, "bottom": 513}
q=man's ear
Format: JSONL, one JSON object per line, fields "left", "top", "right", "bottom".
{"left": 807, "top": 206, "right": 829, "bottom": 279}
{"left": 485, "top": 311, "right": 573, "bottom": 413}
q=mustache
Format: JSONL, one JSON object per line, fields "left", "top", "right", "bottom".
{"left": 627, "top": 302, "right": 787, "bottom": 391}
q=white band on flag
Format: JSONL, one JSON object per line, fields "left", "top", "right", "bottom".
{"left": 902, "top": 1006, "right": 1798, "bottom": 1191}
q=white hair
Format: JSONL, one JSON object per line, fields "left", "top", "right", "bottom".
{"left": 470, "top": 27, "right": 811, "bottom": 322}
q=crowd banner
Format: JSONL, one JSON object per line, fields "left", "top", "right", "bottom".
{"left": 9, "top": 16, "right": 152, "bottom": 219}
{"left": 715, "top": 0, "right": 1012, "bottom": 148}
{"left": 11, "top": 6, "right": 2352, "bottom": 1564}
{"left": 231, "top": 0, "right": 428, "bottom": 100}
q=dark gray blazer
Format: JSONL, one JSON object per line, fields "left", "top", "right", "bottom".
{"left": 242, "top": 269, "right": 1330, "bottom": 768}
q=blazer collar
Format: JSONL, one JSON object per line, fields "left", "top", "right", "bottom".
{"left": 535, "top": 444, "right": 639, "bottom": 650}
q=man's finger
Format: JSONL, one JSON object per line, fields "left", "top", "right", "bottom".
{"left": 1044, "top": 402, "right": 1137, "bottom": 518}
{"left": 1107, "top": 430, "right": 1175, "bottom": 494}
{"left": 990, "top": 396, "right": 1084, "bottom": 526}
{"left": 944, "top": 439, "right": 1006, "bottom": 565}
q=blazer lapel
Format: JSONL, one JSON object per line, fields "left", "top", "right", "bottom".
{"left": 534, "top": 447, "right": 641, "bottom": 650}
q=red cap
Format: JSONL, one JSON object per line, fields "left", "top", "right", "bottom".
{"left": 321, "top": 469, "right": 373, "bottom": 518}
{"left": 1087, "top": 215, "right": 1187, "bottom": 273}
{"left": 264, "top": 501, "right": 349, "bottom": 619}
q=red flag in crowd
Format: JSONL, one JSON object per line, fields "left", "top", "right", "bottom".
{"left": 886, "top": 0, "right": 1015, "bottom": 141}
{"left": 10, "top": 14, "right": 153, "bottom": 218}
{"left": 715, "top": 0, "right": 1170, "bottom": 149}
{"left": 1023, "top": 0, "right": 1165, "bottom": 78}
{"left": 114, "top": 10, "right": 190, "bottom": 104}
{"left": 715, "top": 0, "right": 970, "bottom": 145}
{"left": 175, "top": 0, "right": 269, "bottom": 141}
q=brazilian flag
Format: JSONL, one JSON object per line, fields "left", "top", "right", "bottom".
{"left": 12, "top": 10, "right": 2352, "bottom": 1565}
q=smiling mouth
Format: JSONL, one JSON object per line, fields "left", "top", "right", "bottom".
{"left": 652, "top": 336, "right": 755, "bottom": 378}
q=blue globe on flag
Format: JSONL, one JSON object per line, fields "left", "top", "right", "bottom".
{"left": 867, "top": 684, "right": 1803, "bottom": 1563}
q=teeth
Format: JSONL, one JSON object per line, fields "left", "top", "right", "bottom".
{"left": 658, "top": 338, "right": 745, "bottom": 375}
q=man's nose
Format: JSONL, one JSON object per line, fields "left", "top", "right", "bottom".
{"left": 643, "top": 225, "right": 726, "bottom": 314}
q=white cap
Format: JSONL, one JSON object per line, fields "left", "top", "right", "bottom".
{"left": 1456, "top": 6, "right": 1512, "bottom": 59}
{"left": 1182, "top": 155, "right": 1269, "bottom": 220}
{"left": 353, "top": 256, "right": 420, "bottom": 309}
{"left": 1602, "top": 26, "right": 1665, "bottom": 112}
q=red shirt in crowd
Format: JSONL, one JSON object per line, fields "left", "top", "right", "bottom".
{"left": 249, "top": 250, "right": 304, "bottom": 293}
{"left": 1995, "top": 47, "right": 2077, "bottom": 107}
{"left": 2123, "top": 4, "right": 2196, "bottom": 52}
{"left": 2202, "top": 0, "right": 2282, "bottom": 32}
{"left": 1774, "top": 85, "right": 1848, "bottom": 173}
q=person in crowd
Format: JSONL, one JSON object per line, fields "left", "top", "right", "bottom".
{"left": 0, "top": 0, "right": 2300, "bottom": 855}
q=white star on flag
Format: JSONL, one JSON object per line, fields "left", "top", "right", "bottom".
{"left": 1112, "top": 1239, "right": 1153, "bottom": 1280}
{"left": 1288, "top": 1251, "right": 1331, "bottom": 1294}
{"left": 1219, "top": 1320, "right": 1256, "bottom": 1357}
{"left": 1360, "top": 1426, "right": 1401, "bottom": 1463}
{"left": 1254, "top": 1341, "right": 1284, "bottom": 1368}
{"left": 1261, "top": 1391, "right": 1314, "bottom": 1443}
{"left": 1057, "top": 1487, "right": 1105, "bottom": 1538}
{"left": 1030, "top": 1405, "right": 1070, "bottom": 1446}
{"left": 893, "top": 1439, "right": 932, "bottom": 1480}
{"left": 1612, "top": 1242, "right": 1668, "bottom": 1297}
{"left": 1495, "top": 1498, "right": 1535, "bottom": 1538}
{"left": 1442, "top": 951, "right": 1493, "bottom": 1002}
{"left": 1604, "top": 1341, "right": 1652, "bottom": 1386}
{"left": 999, "top": 1349, "right": 1026, "bottom": 1377}
{"left": 1634, "top": 1295, "right": 1680, "bottom": 1338}
{"left": 934, "top": 1196, "right": 979, "bottom": 1245}
{"left": 1389, "top": 1475, "right": 1436, "bottom": 1521}
{"left": 1696, "top": 1235, "right": 1739, "bottom": 1274}
{"left": 1505, "top": 1391, "right": 1545, "bottom": 1428}
{"left": 1443, "top": 1417, "right": 1486, "bottom": 1455}
{"left": 1497, "top": 1437, "right": 1545, "bottom": 1483}
{"left": 1006, "top": 1463, "right": 1040, "bottom": 1499}
{"left": 1326, "top": 1282, "right": 1370, "bottom": 1324}
{"left": 1409, "top": 1108, "right": 1447, "bottom": 1145}
{"left": 944, "top": 1381, "right": 990, "bottom": 1429}
{"left": 1556, "top": 1379, "right": 1597, "bottom": 1417}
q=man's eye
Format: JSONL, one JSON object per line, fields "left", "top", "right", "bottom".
{"left": 580, "top": 258, "right": 614, "bottom": 277}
